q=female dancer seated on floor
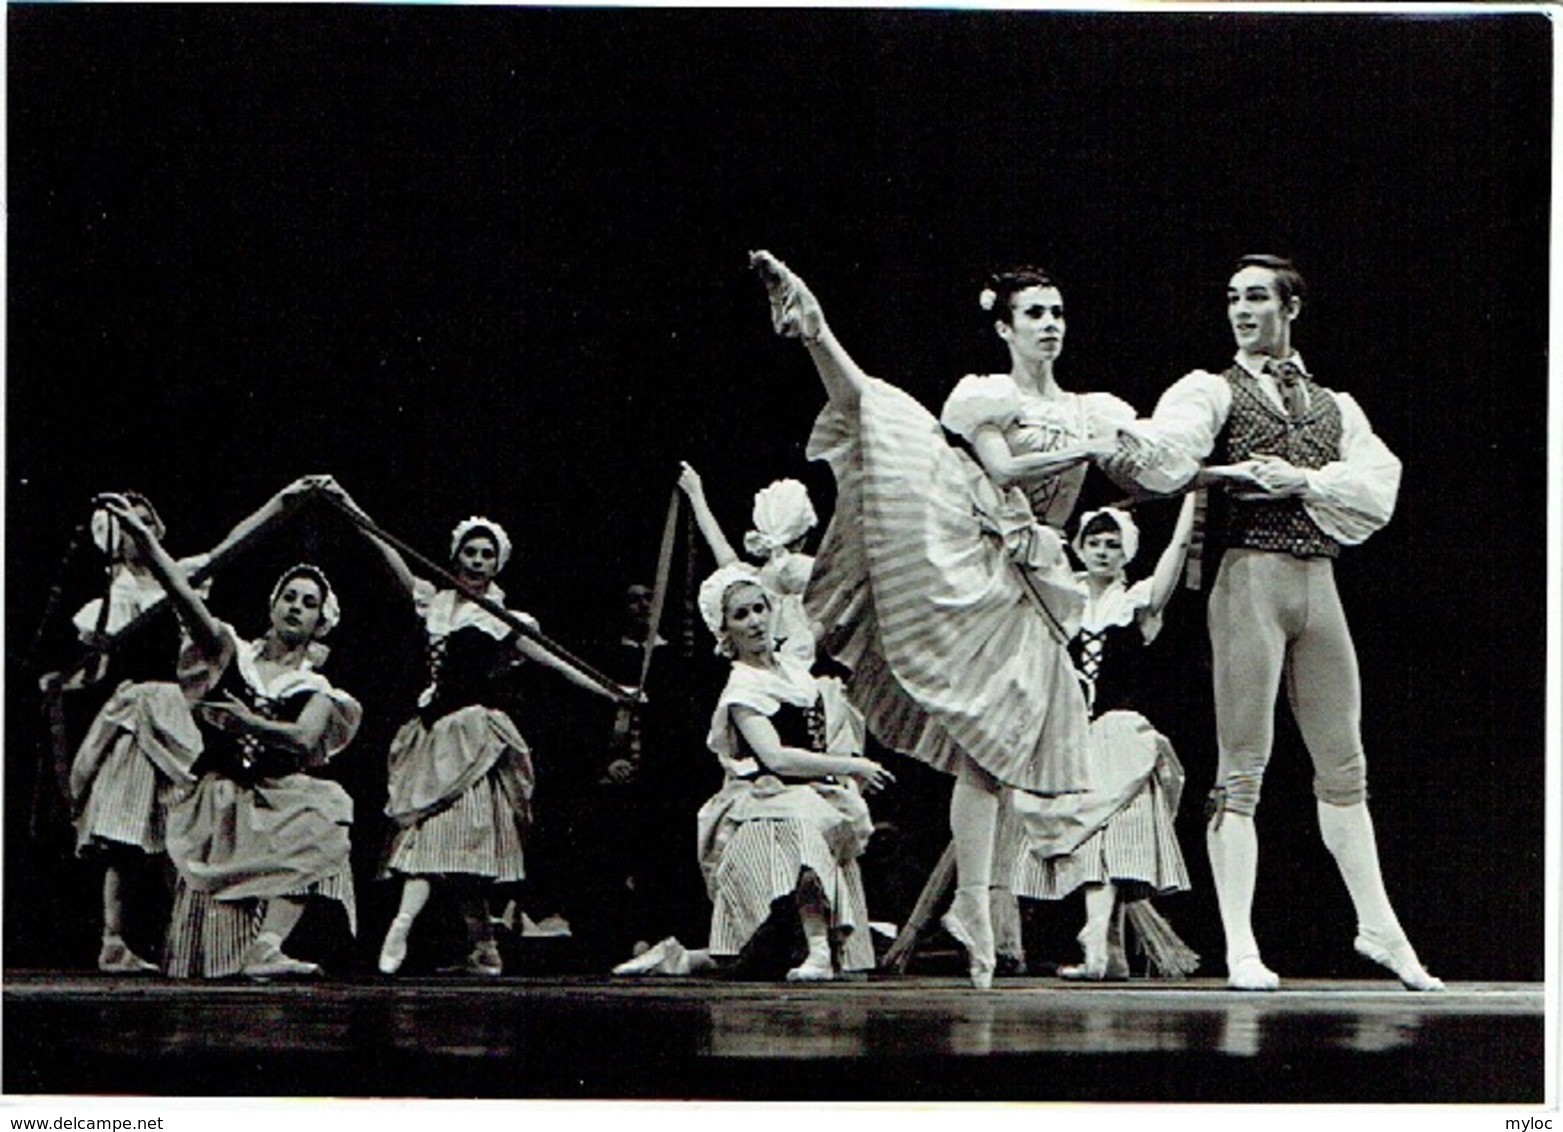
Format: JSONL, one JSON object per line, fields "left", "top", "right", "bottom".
{"left": 93, "top": 493, "right": 363, "bottom": 979}
{"left": 678, "top": 460, "right": 864, "bottom": 750}
{"left": 62, "top": 477, "right": 334, "bottom": 974}
{"left": 751, "top": 252, "right": 1136, "bottom": 987}
{"left": 1013, "top": 498, "right": 1199, "bottom": 980}
{"left": 323, "top": 487, "right": 625, "bottom": 977}
{"left": 679, "top": 461, "right": 821, "bottom": 665}
{"left": 614, "top": 564, "right": 893, "bottom": 981}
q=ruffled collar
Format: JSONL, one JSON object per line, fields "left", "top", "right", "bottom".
{"left": 232, "top": 634, "right": 332, "bottom": 702}
{"left": 426, "top": 582, "right": 512, "bottom": 641}
{"left": 1076, "top": 574, "right": 1145, "bottom": 632}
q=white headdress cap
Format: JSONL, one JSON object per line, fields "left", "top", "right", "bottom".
{"left": 1073, "top": 507, "right": 1140, "bottom": 567}
{"left": 270, "top": 563, "right": 342, "bottom": 639}
{"left": 697, "top": 562, "right": 764, "bottom": 641}
{"left": 742, "top": 479, "right": 818, "bottom": 559}
{"left": 450, "top": 516, "right": 513, "bottom": 573}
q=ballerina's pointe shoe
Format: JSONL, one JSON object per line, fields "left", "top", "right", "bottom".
{"left": 1226, "top": 952, "right": 1280, "bottom": 991}
{"left": 97, "top": 938, "right": 159, "bottom": 975}
{"left": 377, "top": 912, "right": 414, "bottom": 975}
{"left": 941, "top": 890, "right": 997, "bottom": 991}
{"left": 785, "top": 956, "right": 836, "bottom": 983}
{"left": 749, "top": 251, "right": 823, "bottom": 343}
{"left": 612, "top": 936, "right": 691, "bottom": 977}
{"left": 240, "top": 936, "right": 322, "bottom": 980}
{"left": 1354, "top": 931, "right": 1445, "bottom": 992}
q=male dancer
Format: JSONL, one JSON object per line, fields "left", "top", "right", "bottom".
{"left": 1114, "top": 254, "right": 1442, "bottom": 991}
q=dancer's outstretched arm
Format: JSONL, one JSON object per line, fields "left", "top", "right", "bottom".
{"left": 732, "top": 706, "right": 894, "bottom": 792}
{"left": 969, "top": 426, "right": 1117, "bottom": 489}
{"left": 751, "top": 250, "right": 870, "bottom": 411}
{"left": 201, "top": 475, "right": 329, "bottom": 565}
{"left": 677, "top": 462, "right": 739, "bottom": 567}
{"left": 316, "top": 479, "right": 420, "bottom": 598}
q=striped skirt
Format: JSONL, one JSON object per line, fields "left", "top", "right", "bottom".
{"left": 163, "top": 772, "right": 358, "bottom": 978}
{"left": 699, "top": 778, "right": 876, "bottom": 971}
{"left": 382, "top": 706, "right": 533, "bottom": 882}
{"left": 164, "top": 870, "right": 357, "bottom": 979}
{"left": 1012, "top": 711, "right": 1191, "bottom": 900}
{"left": 804, "top": 377, "right": 1089, "bottom": 796}
{"left": 70, "top": 681, "right": 202, "bottom": 856}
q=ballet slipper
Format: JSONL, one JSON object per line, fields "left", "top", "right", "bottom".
{"left": 750, "top": 251, "right": 823, "bottom": 342}
{"left": 785, "top": 956, "right": 836, "bottom": 982}
{"left": 1354, "top": 930, "right": 1445, "bottom": 992}
{"left": 240, "top": 933, "right": 322, "bottom": 980}
{"left": 377, "top": 912, "right": 415, "bottom": 975}
{"left": 1226, "top": 952, "right": 1280, "bottom": 991}
{"left": 97, "top": 938, "right": 158, "bottom": 975}
{"left": 612, "top": 936, "right": 691, "bottom": 977}
{"left": 941, "top": 887, "right": 997, "bottom": 990}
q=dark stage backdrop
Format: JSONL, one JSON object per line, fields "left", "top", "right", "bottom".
{"left": 6, "top": 6, "right": 1551, "bottom": 981}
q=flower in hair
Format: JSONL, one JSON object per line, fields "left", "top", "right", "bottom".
{"left": 978, "top": 288, "right": 997, "bottom": 312}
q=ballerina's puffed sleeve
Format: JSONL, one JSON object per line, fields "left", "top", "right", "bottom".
{"left": 940, "top": 374, "right": 1022, "bottom": 442}
{"left": 297, "top": 674, "right": 364, "bottom": 764}
{"left": 1080, "top": 392, "right": 1138, "bottom": 438}
{"left": 705, "top": 664, "right": 783, "bottom": 778}
{"left": 1301, "top": 391, "right": 1402, "bottom": 544}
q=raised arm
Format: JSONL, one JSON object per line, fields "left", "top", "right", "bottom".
{"left": 731, "top": 705, "right": 894, "bottom": 792}
{"left": 95, "top": 495, "right": 225, "bottom": 661}
{"left": 751, "top": 250, "right": 872, "bottom": 412}
{"left": 316, "top": 478, "right": 420, "bottom": 597}
{"left": 200, "top": 475, "right": 328, "bottom": 565}
{"left": 677, "top": 462, "right": 740, "bottom": 567}
{"left": 1142, "top": 491, "right": 1200, "bottom": 621}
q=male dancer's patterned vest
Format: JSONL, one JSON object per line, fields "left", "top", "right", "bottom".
{"left": 1214, "top": 365, "right": 1343, "bottom": 559}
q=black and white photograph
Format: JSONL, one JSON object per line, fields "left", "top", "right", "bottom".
{"left": 3, "top": 1, "right": 1554, "bottom": 1115}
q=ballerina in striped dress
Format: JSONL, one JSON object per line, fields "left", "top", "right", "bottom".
{"left": 61, "top": 478, "right": 326, "bottom": 973}
{"left": 614, "top": 563, "right": 893, "bottom": 981}
{"left": 752, "top": 252, "right": 1133, "bottom": 987}
{"left": 332, "top": 494, "right": 624, "bottom": 977}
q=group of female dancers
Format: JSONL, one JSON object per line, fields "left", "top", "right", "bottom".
{"left": 57, "top": 250, "right": 1442, "bottom": 992}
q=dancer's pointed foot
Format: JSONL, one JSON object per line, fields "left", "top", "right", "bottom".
{"left": 1354, "top": 930, "right": 1444, "bottom": 991}
{"left": 377, "top": 912, "right": 414, "bottom": 975}
{"left": 941, "top": 888, "right": 996, "bottom": 990}
{"left": 1226, "top": 952, "right": 1280, "bottom": 991}
{"left": 749, "top": 250, "right": 823, "bottom": 343}
{"left": 97, "top": 938, "right": 158, "bottom": 975}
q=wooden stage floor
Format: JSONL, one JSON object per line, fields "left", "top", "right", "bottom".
{"left": 3, "top": 971, "right": 1544, "bottom": 1103}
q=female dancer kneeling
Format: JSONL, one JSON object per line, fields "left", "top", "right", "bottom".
{"left": 64, "top": 478, "right": 325, "bottom": 973}
{"left": 95, "top": 496, "right": 362, "bottom": 979}
{"left": 752, "top": 252, "right": 1133, "bottom": 986}
{"left": 1015, "top": 499, "right": 1199, "bottom": 979}
{"left": 615, "top": 565, "right": 892, "bottom": 981}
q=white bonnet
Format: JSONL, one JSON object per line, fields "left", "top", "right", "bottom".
{"left": 270, "top": 563, "right": 342, "bottom": 639}
{"left": 697, "top": 562, "right": 764, "bottom": 641}
{"left": 92, "top": 492, "right": 166, "bottom": 555}
{"left": 1073, "top": 507, "right": 1140, "bottom": 566}
{"left": 743, "top": 479, "right": 817, "bottom": 559}
{"left": 450, "top": 516, "right": 513, "bottom": 573}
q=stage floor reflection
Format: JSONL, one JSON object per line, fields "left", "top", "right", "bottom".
{"left": 4, "top": 972, "right": 1543, "bottom": 1102}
